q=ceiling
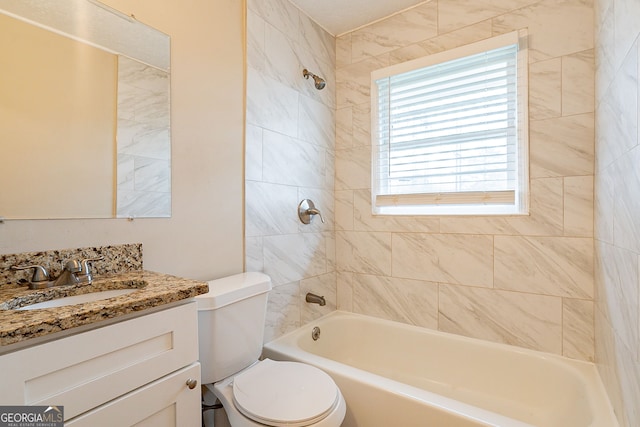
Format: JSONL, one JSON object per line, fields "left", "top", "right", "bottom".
{"left": 289, "top": 0, "right": 426, "bottom": 36}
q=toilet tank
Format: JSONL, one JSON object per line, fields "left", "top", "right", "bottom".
{"left": 196, "top": 272, "right": 272, "bottom": 384}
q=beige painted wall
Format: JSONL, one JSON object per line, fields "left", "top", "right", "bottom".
{"left": 0, "top": 0, "right": 245, "bottom": 281}
{"left": 0, "top": 14, "right": 116, "bottom": 218}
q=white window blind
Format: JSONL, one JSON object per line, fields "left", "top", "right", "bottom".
{"left": 371, "top": 31, "right": 528, "bottom": 215}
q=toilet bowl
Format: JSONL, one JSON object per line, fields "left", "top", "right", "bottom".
{"left": 197, "top": 273, "right": 346, "bottom": 427}
{"left": 208, "top": 359, "right": 346, "bottom": 427}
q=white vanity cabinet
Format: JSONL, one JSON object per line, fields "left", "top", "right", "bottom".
{"left": 66, "top": 363, "right": 200, "bottom": 426}
{"left": 0, "top": 302, "right": 201, "bottom": 426}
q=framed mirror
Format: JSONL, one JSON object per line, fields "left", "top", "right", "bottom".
{"left": 0, "top": 0, "right": 171, "bottom": 219}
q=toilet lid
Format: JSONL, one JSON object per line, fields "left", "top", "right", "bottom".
{"left": 232, "top": 359, "right": 339, "bottom": 427}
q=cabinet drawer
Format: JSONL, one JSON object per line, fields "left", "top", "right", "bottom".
{"left": 0, "top": 302, "right": 198, "bottom": 420}
{"left": 66, "top": 362, "right": 201, "bottom": 427}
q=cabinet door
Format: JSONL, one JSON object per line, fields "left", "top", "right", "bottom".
{"left": 1, "top": 302, "right": 198, "bottom": 419}
{"left": 66, "top": 362, "right": 201, "bottom": 427}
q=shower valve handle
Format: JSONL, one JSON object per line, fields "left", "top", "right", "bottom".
{"left": 306, "top": 207, "right": 325, "bottom": 223}
{"left": 298, "top": 199, "right": 325, "bottom": 224}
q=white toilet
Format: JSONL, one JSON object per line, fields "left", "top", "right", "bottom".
{"left": 196, "top": 272, "right": 346, "bottom": 427}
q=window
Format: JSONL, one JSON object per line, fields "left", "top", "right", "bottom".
{"left": 371, "top": 31, "right": 528, "bottom": 215}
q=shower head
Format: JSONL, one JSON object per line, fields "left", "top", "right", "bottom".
{"left": 312, "top": 75, "right": 326, "bottom": 90}
{"left": 303, "top": 68, "right": 326, "bottom": 90}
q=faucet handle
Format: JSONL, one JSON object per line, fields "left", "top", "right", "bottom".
{"left": 80, "top": 256, "right": 104, "bottom": 273}
{"left": 78, "top": 256, "right": 104, "bottom": 283}
{"left": 11, "top": 264, "right": 50, "bottom": 284}
{"left": 307, "top": 208, "right": 325, "bottom": 223}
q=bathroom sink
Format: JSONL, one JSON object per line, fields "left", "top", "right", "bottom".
{"left": 15, "top": 289, "right": 139, "bottom": 311}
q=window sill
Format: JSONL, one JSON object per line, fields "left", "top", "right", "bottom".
{"left": 373, "top": 204, "right": 529, "bottom": 216}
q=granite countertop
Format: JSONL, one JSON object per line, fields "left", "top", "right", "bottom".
{"left": 0, "top": 270, "right": 208, "bottom": 347}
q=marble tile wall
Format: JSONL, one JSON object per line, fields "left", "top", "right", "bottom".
{"left": 245, "top": 0, "right": 336, "bottom": 341}
{"left": 335, "top": 0, "right": 596, "bottom": 362}
{"left": 594, "top": 0, "right": 640, "bottom": 425}
{"left": 116, "top": 56, "right": 171, "bottom": 218}
{"left": 244, "top": 0, "right": 640, "bottom": 421}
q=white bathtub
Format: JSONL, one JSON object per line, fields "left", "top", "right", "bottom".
{"left": 262, "top": 311, "right": 618, "bottom": 427}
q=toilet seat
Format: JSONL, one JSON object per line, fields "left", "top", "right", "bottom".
{"left": 232, "top": 359, "right": 340, "bottom": 427}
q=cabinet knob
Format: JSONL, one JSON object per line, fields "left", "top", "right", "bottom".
{"left": 186, "top": 378, "right": 198, "bottom": 390}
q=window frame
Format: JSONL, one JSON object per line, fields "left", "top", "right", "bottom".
{"left": 370, "top": 30, "right": 529, "bottom": 216}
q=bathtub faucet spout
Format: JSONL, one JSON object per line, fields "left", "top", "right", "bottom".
{"left": 305, "top": 293, "right": 326, "bottom": 306}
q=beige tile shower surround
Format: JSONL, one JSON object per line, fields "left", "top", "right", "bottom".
{"left": 247, "top": 0, "right": 594, "bottom": 352}
{"left": 247, "top": 0, "right": 640, "bottom": 424}
{"left": 247, "top": 0, "right": 595, "bottom": 356}
{"left": 245, "top": 0, "right": 337, "bottom": 342}
{"left": 336, "top": 0, "right": 595, "bottom": 362}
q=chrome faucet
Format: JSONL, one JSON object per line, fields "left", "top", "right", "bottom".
{"left": 54, "top": 256, "right": 104, "bottom": 286}
{"left": 11, "top": 256, "right": 104, "bottom": 289}
{"left": 305, "top": 292, "right": 326, "bottom": 306}
{"left": 53, "top": 260, "right": 83, "bottom": 287}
